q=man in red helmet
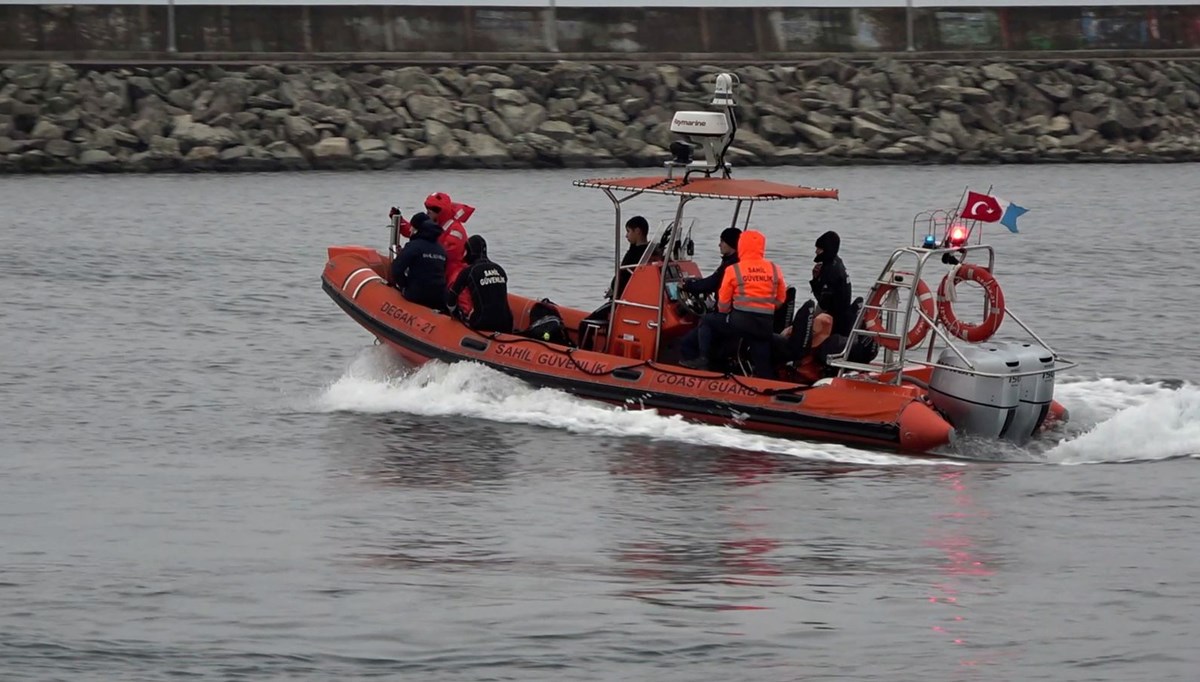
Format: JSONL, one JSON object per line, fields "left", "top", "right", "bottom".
{"left": 389, "top": 193, "right": 475, "bottom": 281}
{"left": 422, "top": 191, "right": 472, "bottom": 285}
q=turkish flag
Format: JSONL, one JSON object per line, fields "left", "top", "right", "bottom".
{"left": 961, "top": 191, "right": 1002, "bottom": 223}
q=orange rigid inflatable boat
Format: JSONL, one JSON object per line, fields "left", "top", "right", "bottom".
{"left": 322, "top": 73, "right": 1075, "bottom": 456}
{"left": 324, "top": 246, "right": 953, "bottom": 452}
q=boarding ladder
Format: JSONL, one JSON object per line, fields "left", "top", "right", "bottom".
{"left": 827, "top": 250, "right": 943, "bottom": 380}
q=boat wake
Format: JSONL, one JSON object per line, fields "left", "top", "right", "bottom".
{"left": 1039, "top": 376, "right": 1200, "bottom": 464}
{"left": 312, "top": 346, "right": 1200, "bottom": 467}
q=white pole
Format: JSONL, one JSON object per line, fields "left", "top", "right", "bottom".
{"left": 905, "top": 0, "right": 915, "bottom": 52}
{"left": 167, "top": 0, "right": 177, "bottom": 53}
{"left": 545, "top": 0, "right": 558, "bottom": 53}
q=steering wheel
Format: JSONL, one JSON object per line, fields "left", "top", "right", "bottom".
{"left": 677, "top": 288, "right": 711, "bottom": 318}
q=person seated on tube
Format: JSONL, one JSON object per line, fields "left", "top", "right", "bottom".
{"left": 422, "top": 191, "right": 472, "bottom": 286}
{"left": 445, "top": 235, "right": 514, "bottom": 334}
{"left": 390, "top": 192, "right": 472, "bottom": 285}
{"left": 390, "top": 212, "right": 447, "bottom": 311}
{"left": 810, "top": 230, "right": 854, "bottom": 337}
{"left": 782, "top": 291, "right": 838, "bottom": 384}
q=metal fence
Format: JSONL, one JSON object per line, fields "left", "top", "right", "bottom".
{"left": 2, "top": 0, "right": 1196, "bottom": 5}
{"left": 2, "top": 2, "right": 1199, "bottom": 57}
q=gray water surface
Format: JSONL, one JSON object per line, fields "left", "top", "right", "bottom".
{"left": 2, "top": 165, "right": 1197, "bottom": 681}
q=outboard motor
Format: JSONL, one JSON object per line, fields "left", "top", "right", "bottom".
{"left": 989, "top": 340, "right": 1057, "bottom": 443}
{"left": 928, "top": 344, "right": 1022, "bottom": 440}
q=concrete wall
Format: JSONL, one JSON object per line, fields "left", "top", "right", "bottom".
{"left": 2, "top": 4, "right": 1200, "bottom": 58}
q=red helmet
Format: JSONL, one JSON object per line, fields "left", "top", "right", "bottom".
{"left": 424, "top": 192, "right": 453, "bottom": 219}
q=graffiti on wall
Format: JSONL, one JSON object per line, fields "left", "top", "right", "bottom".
{"left": 1080, "top": 9, "right": 1148, "bottom": 47}
{"left": 768, "top": 8, "right": 853, "bottom": 51}
{"left": 935, "top": 10, "right": 1001, "bottom": 49}
{"left": 1156, "top": 7, "right": 1200, "bottom": 48}
{"left": 849, "top": 9, "right": 884, "bottom": 50}
{"left": 473, "top": 9, "right": 545, "bottom": 51}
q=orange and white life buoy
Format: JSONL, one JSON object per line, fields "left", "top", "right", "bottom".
{"left": 936, "top": 263, "right": 1006, "bottom": 343}
{"left": 862, "top": 273, "right": 935, "bottom": 351}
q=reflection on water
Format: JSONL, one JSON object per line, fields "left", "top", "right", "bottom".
{"left": 605, "top": 445, "right": 894, "bottom": 618}
{"left": 606, "top": 443, "right": 781, "bottom": 612}
{"left": 325, "top": 412, "right": 521, "bottom": 490}
{"left": 606, "top": 442, "right": 883, "bottom": 491}
{"left": 925, "top": 470, "right": 1015, "bottom": 671}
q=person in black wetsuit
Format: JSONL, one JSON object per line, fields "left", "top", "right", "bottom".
{"left": 446, "top": 235, "right": 513, "bottom": 333}
{"left": 810, "top": 230, "right": 854, "bottom": 336}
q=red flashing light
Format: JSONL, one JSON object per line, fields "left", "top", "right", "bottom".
{"left": 948, "top": 224, "right": 969, "bottom": 247}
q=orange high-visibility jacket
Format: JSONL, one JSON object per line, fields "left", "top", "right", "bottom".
{"left": 718, "top": 230, "right": 787, "bottom": 315}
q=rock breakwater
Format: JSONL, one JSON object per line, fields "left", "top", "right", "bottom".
{"left": 3, "top": 58, "right": 1200, "bottom": 173}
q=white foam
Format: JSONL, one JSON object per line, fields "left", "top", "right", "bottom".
{"left": 1054, "top": 376, "right": 1184, "bottom": 427}
{"left": 1043, "top": 379, "right": 1200, "bottom": 464}
{"left": 309, "top": 348, "right": 1200, "bottom": 467}
{"left": 311, "top": 347, "right": 952, "bottom": 467}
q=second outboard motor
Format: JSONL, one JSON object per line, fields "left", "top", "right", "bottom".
{"left": 990, "top": 340, "right": 1057, "bottom": 443}
{"left": 929, "top": 344, "right": 1021, "bottom": 440}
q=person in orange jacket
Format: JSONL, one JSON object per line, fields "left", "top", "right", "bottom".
{"left": 389, "top": 191, "right": 475, "bottom": 285}
{"left": 680, "top": 229, "right": 787, "bottom": 378}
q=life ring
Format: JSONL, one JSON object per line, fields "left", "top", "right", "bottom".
{"left": 862, "top": 273, "right": 935, "bottom": 351}
{"left": 936, "top": 263, "right": 1006, "bottom": 343}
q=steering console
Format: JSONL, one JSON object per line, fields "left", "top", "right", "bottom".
{"left": 677, "top": 288, "right": 711, "bottom": 318}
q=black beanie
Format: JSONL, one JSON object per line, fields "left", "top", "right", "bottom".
{"left": 814, "top": 230, "right": 840, "bottom": 262}
{"left": 720, "top": 227, "right": 742, "bottom": 249}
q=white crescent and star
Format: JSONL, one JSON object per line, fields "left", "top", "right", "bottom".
{"left": 970, "top": 200, "right": 995, "bottom": 215}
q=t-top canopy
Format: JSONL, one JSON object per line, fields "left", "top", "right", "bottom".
{"left": 573, "top": 176, "right": 839, "bottom": 201}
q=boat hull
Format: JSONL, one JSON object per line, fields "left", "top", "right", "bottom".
{"left": 323, "top": 248, "right": 957, "bottom": 454}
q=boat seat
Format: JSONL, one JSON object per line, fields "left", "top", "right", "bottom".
{"left": 733, "top": 334, "right": 797, "bottom": 379}
{"left": 773, "top": 286, "right": 796, "bottom": 333}
{"left": 578, "top": 318, "right": 605, "bottom": 351}
{"left": 771, "top": 333, "right": 792, "bottom": 360}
